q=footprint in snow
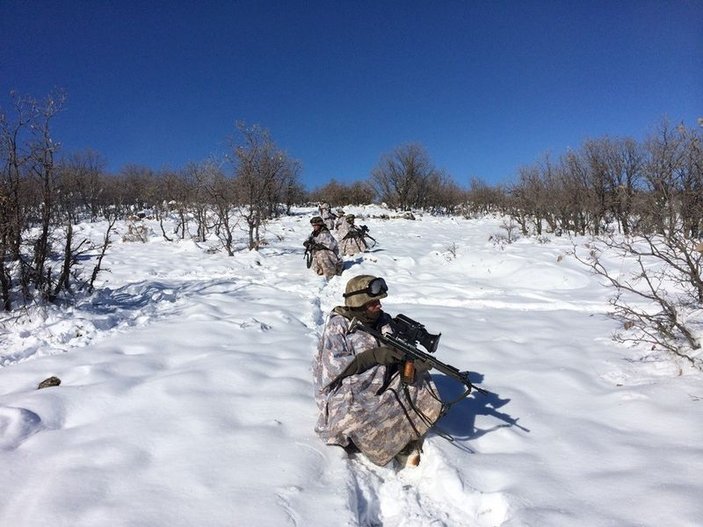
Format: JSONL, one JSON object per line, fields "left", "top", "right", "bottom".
{"left": 345, "top": 442, "right": 510, "bottom": 527}
{"left": 0, "top": 406, "right": 43, "bottom": 450}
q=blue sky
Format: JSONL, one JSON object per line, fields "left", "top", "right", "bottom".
{"left": 2, "top": 1, "right": 701, "bottom": 189}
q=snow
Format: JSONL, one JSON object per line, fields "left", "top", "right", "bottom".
{"left": 1, "top": 206, "right": 702, "bottom": 527}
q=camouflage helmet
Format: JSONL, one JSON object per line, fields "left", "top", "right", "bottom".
{"left": 345, "top": 214, "right": 355, "bottom": 223}
{"left": 336, "top": 208, "right": 345, "bottom": 215}
{"left": 319, "top": 202, "right": 330, "bottom": 210}
{"left": 343, "top": 275, "right": 388, "bottom": 308}
{"left": 310, "top": 216, "right": 324, "bottom": 226}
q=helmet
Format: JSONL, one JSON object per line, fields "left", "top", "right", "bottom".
{"left": 343, "top": 275, "right": 388, "bottom": 308}
{"left": 319, "top": 202, "right": 330, "bottom": 210}
{"left": 336, "top": 208, "right": 345, "bottom": 214}
{"left": 310, "top": 216, "right": 324, "bottom": 226}
{"left": 345, "top": 214, "right": 355, "bottom": 222}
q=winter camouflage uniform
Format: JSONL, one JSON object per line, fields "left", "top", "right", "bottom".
{"left": 313, "top": 299, "right": 443, "bottom": 466}
{"left": 334, "top": 209, "right": 346, "bottom": 232}
{"left": 318, "top": 203, "right": 337, "bottom": 231}
{"left": 305, "top": 218, "right": 343, "bottom": 279}
{"left": 339, "top": 215, "right": 370, "bottom": 256}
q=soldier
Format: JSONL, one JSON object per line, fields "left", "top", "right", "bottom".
{"left": 312, "top": 275, "right": 442, "bottom": 467}
{"left": 334, "top": 208, "right": 346, "bottom": 232}
{"left": 304, "top": 216, "right": 343, "bottom": 279}
{"left": 339, "top": 214, "right": 370, "bottom": 256}
{"left": 318, "top": 202, "right": 336, "bottom": 231}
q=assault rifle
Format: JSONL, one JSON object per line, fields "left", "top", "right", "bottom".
{"left": 343, "top": 224, "right": 377, "bottom": 248}
{"left": 358, "top": 225, "right": 377, "bottom": 246}
{"left": 349, "top": 314, "right": 487, "bottom": 398}
{"left": 303, "top": 237, "right": 330, "bottom": 268}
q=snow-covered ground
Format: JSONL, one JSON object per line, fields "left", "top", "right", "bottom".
{"left": 1, "top": 206, "right": 701, "bottom": 527}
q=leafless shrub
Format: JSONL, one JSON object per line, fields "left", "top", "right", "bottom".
{"left": 573, "top": 231, "right": 702, "bottom": 370}
{"left": 122, "top": 221, "right": 150, "bottom": 243}
{"left": 88, "top": 213, "right": 117, "bottom": 293}
{"left": 488, "top": 233, "right": 509, "bottom": 250}
{"left": 499, "top": 218, "right": 519, "bottom": 243}
{"left": 444, "top": 242, "right": 458, "bottom": 260}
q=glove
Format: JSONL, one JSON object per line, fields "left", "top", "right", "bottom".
{"left": 359, "top": 346, "right": 403, "bottom": 367}
{"left": 343, "top": 346, "right": 402, "bottom": 375}
{"left": 413, "top": 358, "right": 433, "bottom": 376}
{"left": 327, "top": 346, "right": 402, "bottom": 390}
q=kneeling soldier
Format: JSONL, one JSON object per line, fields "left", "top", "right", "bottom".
{"left": 304, "top": 216, "right": 343, "bottom": 279}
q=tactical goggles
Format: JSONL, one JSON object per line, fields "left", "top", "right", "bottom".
{"left": 343, "top": 277, "right": 388, "bottom": 299}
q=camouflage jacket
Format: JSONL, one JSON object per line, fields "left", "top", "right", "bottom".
{"left": 320, "top": 210, "right": 336, "bottom": 231}
{"left": 305, "top": 228, "right": 339, "bottom": 255}
{"left": 305, "top": 228, "right": 342, "bottom": 278}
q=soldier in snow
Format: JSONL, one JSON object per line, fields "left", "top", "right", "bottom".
{"left": 339, "top": 214, "right": 371, "bottom": 256}
{"left": 334, "top": 208, "right": 346, "bottom": 232}
{"left": 318, "top": 202, "right": 337, "bottom": 231}
{"left": 312, "top": 275, "right": 442, "bottom": 467}
{"left": 304, "top": 216, "right": 343, "bottom": 279}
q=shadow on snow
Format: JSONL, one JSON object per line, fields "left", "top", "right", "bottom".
{"left": 431, "top": 371, "right": 530, "bottom": 448}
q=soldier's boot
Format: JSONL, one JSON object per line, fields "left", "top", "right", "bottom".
{"left": 342, "top": 440, "right": 360, "bottom": 456}
{"left": 395, "top": 439, "right": 422, "bottom": 468}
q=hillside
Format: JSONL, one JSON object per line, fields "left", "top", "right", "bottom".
{"left": 1, "top": 207, "right": 701, "bottom": 527}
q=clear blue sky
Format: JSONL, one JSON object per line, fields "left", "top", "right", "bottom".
{"left": 2, "top": 0, "right": 701, "bottom": 189}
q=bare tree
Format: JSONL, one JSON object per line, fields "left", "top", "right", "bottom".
{"left": 88, "top": 212, "right": 117, "bottom": 294}
{"left": 557, "top": 149, "right": 589, "bottom": 235}
{"left": 420, "top": 170, "right": 464, "bottom": 214}
{"left": 510, "top": 162, "right": 555, "bottom": 235}
{"left": 164, "top": 169, "right": 195, "bottom": 240}
{"left": 582, "top": 138, "right": 615, "bottom": 235}
{"left": 347, "top": 180, "right": 376, "bottom": 205}
{"left": 199, "top": 160, "right": 239, "bottom": 255}
{"left": 59, "top": 149, "right": 107, "bottom": 221}
{"left": 229, "top": 123, "right": 301, "bottom": 250}
{"left": 1, "top": 92, "right": 35, "bottom": 265}
{"left": 643, "top": 120, "right": 682, "bottom": 235}
{"left": 599, "top": 138, "right": 644, "bottom": 235}
{"left": 309, "top": 178, "right": 376, "bottom": 207}
{"left": 675, "top": 124, "right": 703, "bottom": 238}
{"left": 0, "top": 90, "right": 113, "bottom": 310}
{"left": 113, "top": 165, "right": 159, "bottom": 216}
{"left": 371, "top": 143, "right": 438, "bottom": 211}
{"left": 310, "top": 179, "right": 346, "bottom": 208}
{"left": 181, "top": 162, "right": 216, "bottom": 242}
{"left": 281, "top": 175, "right": 306, "bottom": 213}
{"left": 24, "top": 92, "right": 65, "bottom": 299}
{"left": 464, "top": 177, "right": 506, "bottom": 216}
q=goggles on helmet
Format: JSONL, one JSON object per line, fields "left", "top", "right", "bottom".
{"left": 343, "top": 277, "right": 388, "bottom": 299}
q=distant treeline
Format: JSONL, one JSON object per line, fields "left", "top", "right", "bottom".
{"left": 1, "top": 91, "right": 702, "bottom": 311}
